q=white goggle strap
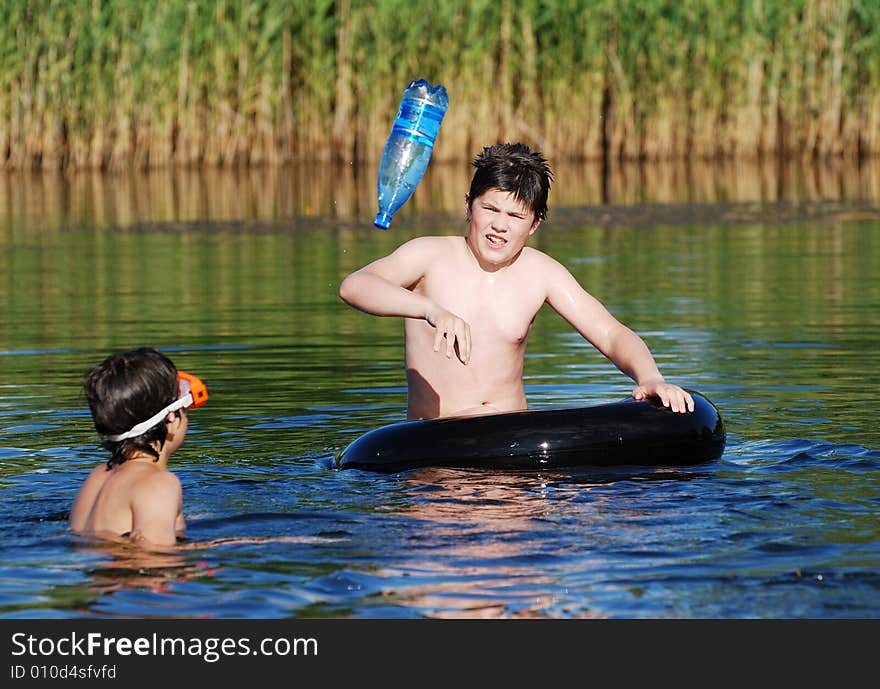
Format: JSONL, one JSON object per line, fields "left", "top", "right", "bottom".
{"left": 104, "top": 391, "right": 194, "bottom": 442}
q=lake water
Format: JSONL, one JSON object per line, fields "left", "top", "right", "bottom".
{"left": 1, "top": 160, "right": 879, "bottom": 619}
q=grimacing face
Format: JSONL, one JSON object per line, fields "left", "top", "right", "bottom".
{"left": 466, "top": 189, "right": 540, "bottom": 270}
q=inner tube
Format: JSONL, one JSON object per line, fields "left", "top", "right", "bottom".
{"left": 336, "top": 391, "right": 725, "bottom": 473}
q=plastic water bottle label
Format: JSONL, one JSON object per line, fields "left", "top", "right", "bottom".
{"left": 392, "top": 100, "right": 445, "bottom": 149}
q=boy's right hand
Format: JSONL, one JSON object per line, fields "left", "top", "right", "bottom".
{"left": 426, "top": 305, "right": 471, "bottom": 364}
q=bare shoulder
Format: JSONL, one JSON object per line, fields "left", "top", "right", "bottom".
{"left": 81, "top": 463, "right": 112, "bottom": 486}
{"left": 69, "top": 464, "right": 111, "bottom": 531}
{"left": 517, "top": 247, "right": 574, "bottom": 281}
{"left": 129, "top": 470, "right": 183, "bottom": 547}
{"left": 370, "top": 236, "right": 460, "bottom": 280}
{"left": 78, "top": 464, "right": 113, "bottom": 500}
{"left": 135, "top": 469, "right": 182, "bottom": 496}
{"left": 520, "top": 246, "right": 567, "bottom": 268}
{"left": 394, "top": 235, "right": 459, "bottom": 258}
{"left": 367, "top": 235, "right": 457, "bottom": 268}
{"left": 129, "top": 470, "right": 182, "bottom": 525}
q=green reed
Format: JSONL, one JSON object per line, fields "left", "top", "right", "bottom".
{"left": 1, "top": 0, "right": 877, "bottom": 171}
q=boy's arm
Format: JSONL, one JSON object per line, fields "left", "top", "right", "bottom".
{"left": 129, "top": 472, "right": 184, "bottom": 548}
{"left": 338, "top": 238, "right": 471, "bottom": 363}
{"left": 543, "top": 257, "right": 694, "bottom": 413}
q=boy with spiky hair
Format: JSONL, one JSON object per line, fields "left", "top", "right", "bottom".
{"left": 339, "top": 142, "right": 693, "bottom": 420}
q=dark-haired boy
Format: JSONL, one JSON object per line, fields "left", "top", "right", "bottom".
{"left": 70, "top": 347, "right": 207, "bottom": 548}
{"left": 339, "top": 142, "right": 693, "bottom": 420}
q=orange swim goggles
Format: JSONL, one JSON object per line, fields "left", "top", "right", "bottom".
{"left": 177, "top": 371, "right": 208, "bottom": 409}
{"left": 105, "top": 371, "right": 208, "bottom": 442}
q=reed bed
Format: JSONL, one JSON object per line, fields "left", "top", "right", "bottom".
{"left": 1, "top": 0, "right": 877, "bottom": 171}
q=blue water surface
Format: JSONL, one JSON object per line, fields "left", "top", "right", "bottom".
{"left": 1, "top": 188, "right": 878, "bottom": 619}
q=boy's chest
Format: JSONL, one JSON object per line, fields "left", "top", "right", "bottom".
{"left": 418, "top": 268, "right": 545, "bottom": 344}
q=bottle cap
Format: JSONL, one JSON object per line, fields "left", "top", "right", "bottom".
{"left": 374, "top": 212, "right": 392, "bottom": 230}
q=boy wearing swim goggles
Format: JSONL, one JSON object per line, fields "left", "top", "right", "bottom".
{"left": 70, "top": 347, "right": 208, "bottom": 547}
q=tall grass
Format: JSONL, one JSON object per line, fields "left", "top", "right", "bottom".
{"left": 1, "top": 0, "right": 877, "bottom": 171}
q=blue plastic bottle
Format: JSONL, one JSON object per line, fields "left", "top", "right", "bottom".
{"left": 374, "top": 79, "right": 448, "bottom": 229}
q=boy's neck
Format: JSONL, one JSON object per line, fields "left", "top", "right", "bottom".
{"left": 122, "top": 449, "right": 169, "bottom": 470}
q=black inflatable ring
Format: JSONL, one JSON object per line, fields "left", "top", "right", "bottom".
{"left": 337, "top": 391, "right": 726, "bottom": 473}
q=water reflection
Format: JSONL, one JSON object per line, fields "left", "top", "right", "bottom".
{"left": 66, "top": 531, "right": 343, "bottom": 615}
{"left": 384, "top": 470, "right": 572, "bottom": 618}
{"left": 371, "top": 467, "right": 704, "bottom": 618}
{"left": 2, "top": 157, "right": 879, "bottom": 237}
{"left": 74, "top": 540, "right": 214, "bottom": 597}
{"left": 396, "top": 466, "right": 704, "bottom": 531}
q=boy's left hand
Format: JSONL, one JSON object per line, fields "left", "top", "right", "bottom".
{"left": 632, "top": 380, "right": 694, "bottom": 413}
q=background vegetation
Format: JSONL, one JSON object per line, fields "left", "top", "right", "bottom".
{"left": 1, "top": 0, "right": 878, "bottom": 171}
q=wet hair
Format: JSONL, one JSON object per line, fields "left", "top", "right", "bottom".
{"left": 467, "top": 142, "right": 553, "bottom": 222}
{"left": 83, "top": 347, "right": 179, "bottom": 468}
